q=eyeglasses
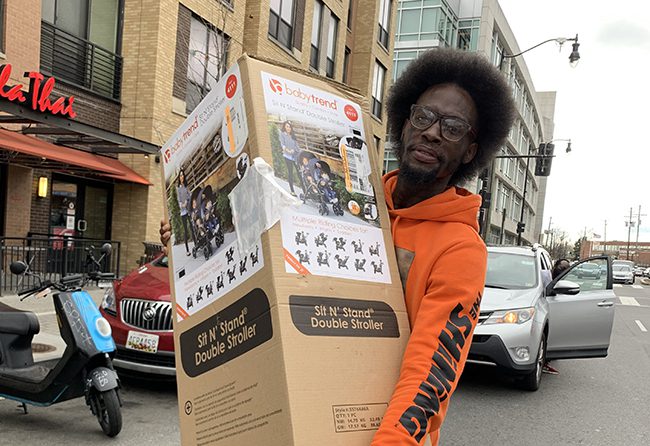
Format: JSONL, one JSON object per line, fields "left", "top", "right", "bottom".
{"left": 409, "top": 104, "right": 476, "bottom": 142}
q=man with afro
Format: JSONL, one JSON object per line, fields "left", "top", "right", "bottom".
{"left": 372, "top": 48, "right": 515, "bottom": 445}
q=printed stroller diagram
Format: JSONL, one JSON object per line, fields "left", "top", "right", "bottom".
{"left": 296, "top": 151, "right": 344, "bottom": 217}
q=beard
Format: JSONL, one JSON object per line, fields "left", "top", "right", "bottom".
{"left": 394, "top": 140, "right": 443, "bottom": 185}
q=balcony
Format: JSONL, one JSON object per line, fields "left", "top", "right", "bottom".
{"left": 40, "top": 20, "right": 123, "bottom": 101}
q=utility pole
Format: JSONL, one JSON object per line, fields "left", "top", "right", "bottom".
{"left": 635, "top": 205, "right": 645, "bottom": 249}
{"left": 625, "top": 207, "right": 634, "bottom": 260}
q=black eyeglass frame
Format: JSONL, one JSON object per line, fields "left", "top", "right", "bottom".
{"left": 409, "top": 104, "right": 477, "bottom": 142}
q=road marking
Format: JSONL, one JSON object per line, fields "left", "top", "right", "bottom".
{"left": 615, "top": 303, "right": 650, "bottom": 309}
{"left": 619, "top": 296, "right": 640, "bottom": 306}
{"left": 632, "top": 284, "right": 643, "bottom": 289}
{"left": 635, "top": 320, "right": 647, "bottom": 332}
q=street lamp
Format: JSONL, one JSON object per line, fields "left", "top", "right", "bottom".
{"left": 479, "top": 34, "right": 580, "bottom": 242}
{"left": 499, "top": 34, "right": 581, "bottom": 69}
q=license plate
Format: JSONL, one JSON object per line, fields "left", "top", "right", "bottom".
{"left": 125, "top": 330, "right": 159, "bottom": 354}
{"left": 97, "top": 280, "right": 113, "bottom": 288}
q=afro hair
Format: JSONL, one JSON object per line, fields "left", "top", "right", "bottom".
{"left": 386, "top": 48, "right": 516, "bottom": 186}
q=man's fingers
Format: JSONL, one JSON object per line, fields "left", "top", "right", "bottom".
{"left": 160, "top": 218, "right": 172, "bottom": 246}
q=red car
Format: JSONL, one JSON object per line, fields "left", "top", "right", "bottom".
{"left": 99, "top": 255, "right": 175, "bottom": 377}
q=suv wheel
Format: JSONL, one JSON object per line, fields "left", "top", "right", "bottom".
{"left": 518, "top": 334, "right": 546, "bottom": 391}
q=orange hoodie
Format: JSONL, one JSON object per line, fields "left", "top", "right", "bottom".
{"left": 371, "top": 170, "right": 486, "bottom": 446}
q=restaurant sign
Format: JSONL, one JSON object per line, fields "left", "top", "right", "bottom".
{"left": 0, "top": 64, "right": 76, "bottom": 118}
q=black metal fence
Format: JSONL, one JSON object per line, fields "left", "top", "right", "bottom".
{"left": 40, "top": 20, "right": 123, "bottom": 100}
{"left": 0, "top": 235, "right": 121, "bottom": 296}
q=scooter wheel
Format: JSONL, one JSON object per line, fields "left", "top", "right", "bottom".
{"left": 92, "top": 389, "right": 122, "bottom": 437}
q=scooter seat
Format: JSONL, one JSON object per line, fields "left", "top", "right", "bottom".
{"left": 0, "top": 311, "right": 40, "bottom": 336}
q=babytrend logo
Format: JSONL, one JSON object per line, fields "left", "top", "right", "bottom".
{"left": 269, "top": 78, "right": 283, "bottom": 94}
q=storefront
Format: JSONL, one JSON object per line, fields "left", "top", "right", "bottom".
{"left": 0, "top": 65, "right": 159, "bottom": 287}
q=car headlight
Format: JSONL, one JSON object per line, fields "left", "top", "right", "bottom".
{"left": 484, "top": 307, "right": 535, "bottom": 325}
{"left": 101, "top": 285, "right": 117, "bottom": 315}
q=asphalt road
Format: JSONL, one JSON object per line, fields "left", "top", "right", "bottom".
{"left": 440, "top": 281, "right": 650, "bottom": 446}
{"left": 1, "top": 281, "right": 649, "bottom": 445}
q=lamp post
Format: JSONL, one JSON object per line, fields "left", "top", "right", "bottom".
{"left": 499, "top": 34, "right": 580, "bottom": 69}
{"left": 480, "top": 34, "right": 580, "bottom": 242}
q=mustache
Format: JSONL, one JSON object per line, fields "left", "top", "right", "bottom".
{"left": 405, "top": 143, "right": 445, "bottom": 161}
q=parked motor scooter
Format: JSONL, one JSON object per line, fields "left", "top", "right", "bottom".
{"left": 0, "top": 243, "right": 122, "bottom": 437}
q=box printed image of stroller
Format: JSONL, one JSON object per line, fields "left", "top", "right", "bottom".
{"left": 296, "top": 150, "right": 344, "bottom": 217}
{"left": 189, "top": 185, "right": 225, "bottom": 260}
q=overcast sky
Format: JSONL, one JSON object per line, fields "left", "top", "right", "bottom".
{"left": 498, "top": 0, "right": 650, "bottom": 244}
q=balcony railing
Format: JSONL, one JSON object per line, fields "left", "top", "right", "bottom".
{"left": 0, "top": 235, "right": 121, "bottom": 296}
{"left": 40, "top": 20, "right": 123, "bottom": 101}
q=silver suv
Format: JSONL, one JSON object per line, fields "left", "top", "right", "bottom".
{"left": 468, "top": 245, "right": 616, "bottom": 391}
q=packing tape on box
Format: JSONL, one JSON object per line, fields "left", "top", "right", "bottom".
{"left": 229, "top": 157, "right": 301, "bottom": 255}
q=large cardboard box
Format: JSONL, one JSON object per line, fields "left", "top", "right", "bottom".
{"left": 161, "top": 54, "right": 409, "bottom": 446}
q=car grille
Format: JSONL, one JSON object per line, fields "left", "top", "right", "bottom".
{"left": 471, "top": 334, "right": 491, "bottom": 343}
{"left": 478, "top": 311, "right": 492, "bottom": 325}
{"left": 115, "top": 347, "right": 175, "bottom": 368}
{"left": 121, "top": 298, "right": 173, "bottom": 332}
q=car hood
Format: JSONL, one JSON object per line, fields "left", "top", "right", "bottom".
{"left": 116, "top": 264, "right": 171, "bottom": 302}
{"left": 479, "top": 286, "right": 540, "bottom": 312}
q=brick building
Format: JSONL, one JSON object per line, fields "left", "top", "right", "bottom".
{"left": 0, "top": 0, "right": 395, "bottom": 275}
{"left": 581, "top": 240, "right": 650, "bottom": 267}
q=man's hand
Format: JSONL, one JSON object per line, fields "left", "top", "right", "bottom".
{"left": 160, "top": 219, "right": 172, "bottom": 255}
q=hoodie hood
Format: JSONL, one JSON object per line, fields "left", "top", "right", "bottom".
{"left": 383, "top": 169, "right": 482, "bottom": 232}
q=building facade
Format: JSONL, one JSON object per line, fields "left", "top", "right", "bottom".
{"left": 582, "top": 240, "right": 650, "bottom": 267}
{"left": 0, "top": 0, "right": 395, "bottom": 276}
{"left": 385, "top": 0, "right": 557, "bottom": 246}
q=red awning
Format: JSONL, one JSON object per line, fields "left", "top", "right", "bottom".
{"left": 97, "top": 155, "right": 152, "bottom": 186}
{"left": 0, "top": 128, "right": 151, "bottom": 185}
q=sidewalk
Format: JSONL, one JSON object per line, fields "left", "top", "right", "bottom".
{"left": 0, "top": 287, "right": 106, "bottom": 362}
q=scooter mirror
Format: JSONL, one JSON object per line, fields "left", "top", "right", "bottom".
{"left": 101, "top": 243, "right": 112, "bottom": 256}
{"left": 9, "top": 261, "right": 28, "bottom": 275}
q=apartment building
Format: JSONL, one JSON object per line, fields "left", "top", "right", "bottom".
{"left": 0, "top": 0, "right": 395, "bottom": 274}
{"left": 385, "top": 0, "right": 558, "bottom": 246}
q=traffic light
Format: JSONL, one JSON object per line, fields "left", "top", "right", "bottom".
{"left": 517, "top": 221, "right": 526, "bottom": 234}
{"left": 479, "top": 190, "right": 492, "bottom": 208}
{"left": 535, "top": 143, "right": 555, "bottom": 176}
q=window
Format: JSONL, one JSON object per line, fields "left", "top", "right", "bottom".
{"left": 310, "top": 0, "right": 323, "bottom": 70}
{"left": 40, "top": 0, "right": 123, "bottom": 99}
{"left": 0, "top": 0, "right": 5, "bottom": 53}
{"left": 516, "top": 162, "right": 525, "bottom": 189}
{"left": 457, "top": 19, "right": 479, "bottom": 51}
{"left": 269, "top": 0, "right": 295, "bottom": 49}
{"left": 347, "top": 0, "right": 354, "bottom": 30}
{"left": 325, "top": 15, "right": 338, "bottom": 78}
{"left": 342, "top": 46, "right": 351, "bottom": 84}
{"left": 371, "top": 61, "right": 386, "bottom": 119}
{"left": 395, "top": 1, "right": 457, "bottom": 47}
{"left": 377, "top": 0, "right": 391, "bottom": 48}
{"left": 186, "top": 15, "right": 229, "bottom": 113}
{"left": 383, "top": 142, "right": 399, "bottom": 174}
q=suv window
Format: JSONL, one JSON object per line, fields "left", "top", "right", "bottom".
{"left": 563, "top": 258, "right": 608, "bottom": 292}
{"left": 486, "top": 252, "right": 537, "bottom": 289}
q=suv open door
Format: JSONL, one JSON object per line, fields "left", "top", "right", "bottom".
{"left": 545, "top": 256, "right": 615, "bottom": 360}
